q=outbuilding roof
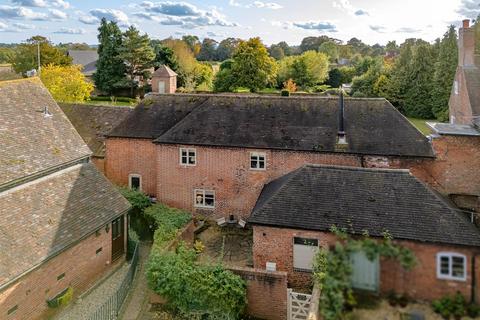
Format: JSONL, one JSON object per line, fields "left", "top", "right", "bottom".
{"left": 152, "top": 65, "right": 177, "bottom": 77}
{"left": 0, "top": 79, "right": 91, "bottom": 188}
{"left": 249, "top": 165, "right": 480, "bottom": 247}
{"left": 67, "top": 50, "right": 98, "bottom": 76}
{"left": 0, "top": 163, "right": 130, "bottom": 287}
{"left": 59, "top": 104, "right": 133, "bottom": 157}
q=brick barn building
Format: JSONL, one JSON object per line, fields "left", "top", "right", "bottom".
{"left": 0, "top": 79, "right": 130, "bottom": 320}
{"left": 105, "top": 94, "right": 436, "bottom": 220}
{"left": 249, "top": 165, "right": 480, "bottom": 301}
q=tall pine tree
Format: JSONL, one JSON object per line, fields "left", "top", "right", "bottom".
{"left": 118, "top": 26, "right": 155, "bottom": 97}
{"left": 93, "top": 19, "right": 126, "bottom": 95}
{"left": 432, "top": 26, "right": 458, "bottom": 121}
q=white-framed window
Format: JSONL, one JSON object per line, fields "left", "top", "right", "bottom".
{"left": 250, "top": 152, "right": 266, "bottom": 170}
{"left": 437, "top": 252, "right": 467, "bottom": 281}
{"left": 293, "top": 237, "right": 319, "bottom": 272}
{"left": 128, "top": 174, "right": 142, "bottom": 190}
{"left": 194, "top": 189, "right": 215, "bottom": 208}
{"left": 454, "top": 80, "right": 459, "bottom": 95}
{"left": 180, "top": 148, "right": 196, "bottom": 166}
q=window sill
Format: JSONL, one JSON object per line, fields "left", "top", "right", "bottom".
{"left": 194, "top": 206, "right": 215, "bottom": 210}
{"left": 437, "top": 275, "right": 466, "bottom": 282}
{"left": 250, "top": 168, "right": 266, "bottom": 171}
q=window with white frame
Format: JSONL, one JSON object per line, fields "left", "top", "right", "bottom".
{"left": 128, "top": 174, "right": 142, "bottom": 190}
{"left": 194, "top": 189, "right": 215, "bottom": 208}
{"left": 293, "top": 237, "right": 319, "bottom": 272}
{"left": 180, "top": 148, "right": 196, "bottom": 166}
{"left": 250, "top": 152, "right": 266, "bottom": 170}
{"left": 437, "top": 252, "right": 466, "bottom": 281}
{"left": 454, "top": 80, "right": 459, "bottom": 95}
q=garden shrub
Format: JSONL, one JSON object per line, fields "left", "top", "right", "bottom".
{"left": 431, "top": 292, "right": 476, "bottom": 319}
{"left": 313, "top": 226, "right": 416, "bottom": 320}
{"left": 147, "top": 245, "right": 247, "bottom": 319}
{"left": 47, "top": 287, "right": 73, "bottom": 308}
{"left": 119, "top": 187, "right": 152, "bottom": 240}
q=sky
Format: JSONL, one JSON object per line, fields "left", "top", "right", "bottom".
{"left": 0, "top": 0, "right": 478, "bottom": 46}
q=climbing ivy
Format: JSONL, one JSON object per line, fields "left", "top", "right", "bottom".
{"left": 312, "top": 226, "right": 416, "bottom": 320}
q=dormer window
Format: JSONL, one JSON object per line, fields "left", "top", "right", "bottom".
{"left": 250, "top": 152, "right": 266, "bottom": 170}
{"left": 180, "top": 148, "right": 196, "bottom": 166}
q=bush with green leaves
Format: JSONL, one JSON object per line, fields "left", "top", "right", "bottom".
{"left": 119, "top": 186, "right": 152, "bottom": 239}
{"left": 432, "top": 292, "right": 480, "bottom": 320}
{"left": 313, "top": 226, "right": 416, "bottom": 320}
{"left": 147, "top": 245, "right": 247, "bottom": 319}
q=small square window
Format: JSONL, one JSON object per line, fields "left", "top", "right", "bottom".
{"left": 437, "top": 253, "right": 466, "bottom": 281}
{"left": 250, "top": 152, "right": 266, "bottom": 170}
{"left": 194, "top": 189, "right": 215, "bottom": 208}
{"left": 180, "top": 148, "right": 196, "bottom": 166}
{"left": 96, "top": 247, "right": 103, "bottom": 255}
{"left": 128, "top": 174, "right": 141, "bottom": 190}
{"left": 57, "top": 273, "right": 65, "bottom": 281}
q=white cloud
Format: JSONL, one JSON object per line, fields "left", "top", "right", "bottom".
{"left": 0, "top": 5, "right": 49, "bottom": 20}
{"left": 370, "top": 25, "right": 386, "bottom": 33}
{"left": 87, "top": 8, "right": 131, "bottom": 27}
{"left": 229, "top": 0, "right": 282, "bottom": 10}
{"left": 49, "top": 8, "right": 66, "bottom": 20}
{"left": 12, "top": 22, "right": 35, "bottom": 29}
{"left": 11, "top": 0, "right": 47, "bottom": 7}
{"left": 333, "top": 0, "right": 368, "bottom": 16}
{"left": 54, "top": 27, "right": 86, "bottom": 34}
{"left": 50, "top": 0, "right": 70, "bottom": 9}
{"left": 457, "top": 0, "right": 480, "bottom": 19}
{"left": 293, "top": 21, "right": 337, "bottom": 32}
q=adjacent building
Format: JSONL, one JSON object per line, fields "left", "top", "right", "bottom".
{"left": 105, "top": 94, "right": 436, "bottom": 220}
{"left": 67, "top": 50, "right": 98, "bottom": 79}
{"left": 249, "top": 165, "right": 480, "bottom": 301}
{"left": 0, "top": 78, "right": 130, "bottom": 320}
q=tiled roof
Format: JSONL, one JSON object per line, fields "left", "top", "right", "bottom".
{"left": 151, "top": 95, "right": 434, "bottom": 158}
{"left": 249, "top": 165, "right": 480, "bottom": 247}
{"left": 0, "top": 79, "right": 91, "bottom": 187}
{"left": 59, "top": 104, "right": 133, "bottom": 157}
{"left": 108, "top": 95, "right": 208, "bottom": 139}
{"left": 67, "top": 50, "right": 98, "bottom": 76}
{"left": 0, "top": 163, "right": 131, "bottom": 287}
{"left": 152, "top": 65, "right": 177, "bottom": 77}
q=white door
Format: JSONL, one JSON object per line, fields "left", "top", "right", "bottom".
{"left": 158, "top": 81, "right": 165, "bottom": 94}
{"left": 350, "top": 251, "right": 379, "bottom": 291}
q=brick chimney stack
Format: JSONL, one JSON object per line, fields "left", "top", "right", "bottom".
{"left": 459, "top": 19, "right": 475, "bottom": 67}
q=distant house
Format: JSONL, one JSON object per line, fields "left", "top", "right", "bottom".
{"left": 249, "top": 165, "right": 480, "bottom": 301}
{"left": 151, "top": 65, "right": 177, "bottom": 94}
{"left": 0, "top": 78, "right": 130, "bottom": 320}
{"left": 67, "top": 50, "right": 98, "bottom": 78}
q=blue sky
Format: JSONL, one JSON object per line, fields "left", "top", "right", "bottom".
{"left": 0, "top": 0, "right": 477, "bottom": 45}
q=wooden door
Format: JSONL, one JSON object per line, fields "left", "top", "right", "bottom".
{"left": 350, "top": 251, "right": 379, "bottom": 291}
{"left": 158, "top": 81, "right": 165, "bottom": 94}
{"left": 111, "top": 215, "right": 125, "bottom": 261}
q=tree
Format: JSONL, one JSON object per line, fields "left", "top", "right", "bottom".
{"left": 11, "top": 36, "right": 72, "bottom": 75}
{"left": 40, "top": 64, "right": 94, "bottom": 103}
{"left": 432, "top": 26, "right": 458, "bottom": 121}
{"left": 216, "top": 38, "right": 241, "bottom": 61}
{"left": 119, "top": 26, "right": 155, "bottom": 96}
{"left": 300, "top": 36, "right": 332, "bottom": 53}
{"left": 351, "top": 58, "right": 384, "bottom": 97}
{"left": 93, "top": 19, "right": 127, "bottom": 95}
{"left": 269, "top": 45, "right": 285, "bottom": 60}
{"left": 229, "top": 37, "right": 278, "bottom": 92}
{"left": 182, "top": 35, "right": 201, "bottom": 56}
{"left": 213, "top": 59, "right": 236, "bottom": 92}
{"left": 152, "top": 43, "right": 179, "bottom": 72}
{"left": 319, "top": 41, "right": 339, "bottom": 62}
{"left": 197, "top": 38, "right": 218, "bottom": 61}
{"left": 0, "top": 47, "right": 14, "bottom": 64}
{"left": 290, "top": 51, "right": 329, "bottom": 87}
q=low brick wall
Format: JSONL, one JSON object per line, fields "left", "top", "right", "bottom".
{"left": 228, "top": 266, "right": 288, "bottom": 320}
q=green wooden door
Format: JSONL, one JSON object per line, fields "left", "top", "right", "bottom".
{"left": 350, "top": 251, "right": 379, "bottom": 291}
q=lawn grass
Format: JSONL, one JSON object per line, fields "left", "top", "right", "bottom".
{"left": 407, "top": 117, "right": 435, "bottom": 136}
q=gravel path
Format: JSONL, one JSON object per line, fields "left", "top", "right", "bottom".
{"left": 54, "top": 262, "right": 130, "bottom": 320}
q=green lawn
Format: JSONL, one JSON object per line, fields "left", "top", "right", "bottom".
{"left": 407, "top": 117, "right": 434, "bottom": 136}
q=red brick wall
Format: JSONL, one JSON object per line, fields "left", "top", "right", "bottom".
{"left": 252, "top": 226, "right": 480, "bottom": 302}
{"left": 151, "top": 76, "right": 176, "bottom": 94}
{"left": 156, "top": 144, "right": 362, "bottom": 219}
{"left": 449, "top": 68, "right": 473, "bottom": 125}
{"left": 415, "top": 135, "right": 480, "bottom": 211}
{"left": 0, "top": 221, "right": 124, "bottom": 320}
{"left": 105, "top": 138, "right": 157, "bottom": 196}
{"left": 228, "top": 266, "right": 288, "bottom": 320}
{"left": 91, "top": 157, "right": 105, "bottom": 174}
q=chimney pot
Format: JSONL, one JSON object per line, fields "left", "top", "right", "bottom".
{"left": 463, "top": 19, "right": 470, "bottom": 28}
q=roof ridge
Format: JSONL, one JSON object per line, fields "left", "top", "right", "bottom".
{"left": 252, "top": 166, "right": 305, "bottom": 215}
{"left": 304, "top": 164, "right": 411, "bottom": 174}
{"left": 0, "top": 77, "right": 41, "bottom": 87}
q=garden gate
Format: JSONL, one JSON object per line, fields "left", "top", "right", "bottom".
{"left": 287, "top": 289, "right": 312, "bottom": 320}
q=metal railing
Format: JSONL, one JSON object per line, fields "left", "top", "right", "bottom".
{"left": 87, "top": 242, "right": 140, "bottom": 320}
